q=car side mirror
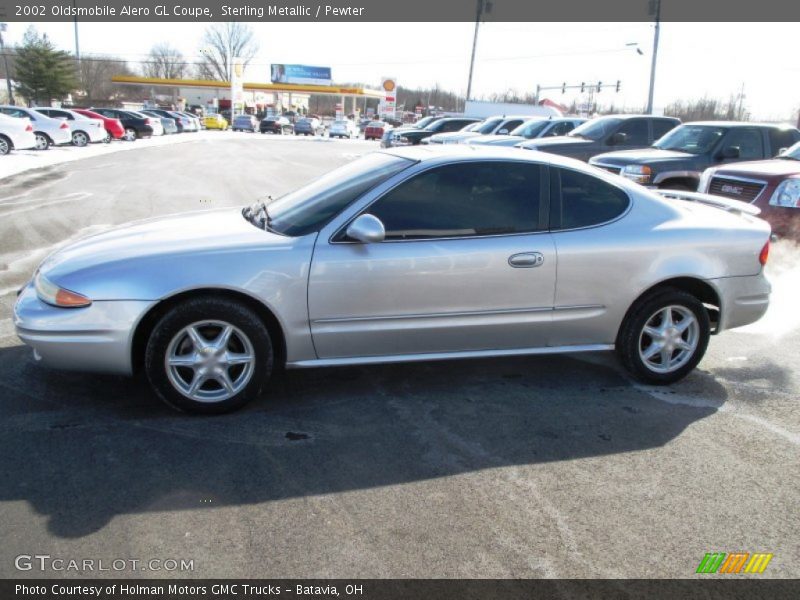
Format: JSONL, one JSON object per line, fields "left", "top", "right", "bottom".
{"left": 720, "top": 146, "right": 740, "bottom": 159}
{"left": 608, "top": 132, "right": 627, "bottom": 145}
{"left": 346, "top": 214, "right": 385, "bottom": 243}
{"left": 497, "top": 129, "right": 509, "bottom": 135}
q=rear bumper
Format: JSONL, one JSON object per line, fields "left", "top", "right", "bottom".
{"left": 712, "top": 272, "right": 771, "bottom": 332}
{"left": 13, "top": 282, "right": 155, "bottom": 376}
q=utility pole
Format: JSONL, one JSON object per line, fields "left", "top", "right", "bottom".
{"left": 0, "top": 23, "right": 14, "bottom": 105}
{"left": 646, "top": 0, "right": 661, "bottom": 114}
{"left": 465, "top": 0, "right": 491, "bottom": 109}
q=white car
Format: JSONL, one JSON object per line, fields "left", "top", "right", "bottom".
{"left": 33, "top": 107, "right": 107, "bottom": 146}
{"left": 0, "top": 113, "right": 37, "bottom": 155}
{"left": 329, "top": 119, "right": 359, "bottom": 139}
{"left": 0, "top": 105, "right": 72, "bottom": 150}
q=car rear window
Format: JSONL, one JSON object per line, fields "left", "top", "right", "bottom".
{"left": 552, "top": 168, "right": 629, "bottom": 230}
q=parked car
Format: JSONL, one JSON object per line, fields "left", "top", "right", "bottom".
{"left": 33, "top": 107, "right": 107, "bottom": 146}
{"left": 467, "top": 117, "right": 587, "bottom": 147}
{"left": 232, "top": 114, "right": 258, "bottom": 132}
{"left": 517, "top": 115, "right": 681, "bottom": 162}
{"left": 203, "top": 114, "right": 228, "bottom": 130}
{"left": 364, "top": 121, "right": 391, "bottom": 141}
{"left": 143, "top": 109, "right": 188, "bottom": 133}
{"left": 380, "top": 117, "right": 482, "bottom": 147}
{"left": 589, "top": 122, "right": 800, "bottom": 192}
{"left": 90, "top": 108, "right": 154, "bottom": 141}
{"left": 175, "top": 111, "right": 201, "bottom": 131}
{"left": 123, "top": 110, "right": 162, "bottom": 136}
{"left": 141, "top": 111, "right": 178, "bottom": 135}
{"left": 697, "top": 140, "right": 800, "bottom": 239}
{"left": 260, "top": 116, "right": 294, "bottom": 134}
{"left": 72, "top": 108, "right": 125, "bottom": 142}
{"left": 13, "top": 147, "right": 771, "bottom": 414}
{"left": 294, "top": 117, "right": 324, "bottom": 136}
{"left": 358, "top": 118, "right": 372, "bottom": 133}
{"left": 425, "top": 115, "right": 529, "bottom": 145}
{"left": 0, "top": 113, "right": 36, "bottom": 155}
{"left": 0, "top": 105, "right": 72, "bottom": 150}
{"left": 329, "top": 119, "right": 359, "bottom": 139}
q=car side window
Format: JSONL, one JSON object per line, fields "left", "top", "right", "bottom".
{"left": 615, "top": 119, "right": 649, "bottom": 145}
{"left": 502, "top": 120, "right": 524, "bottom": 132}
{"left": 441, "top": 120, "right": 467, "bottom": 133}
{"left": 768, "top": 129, "right": 800, "bottom": 155}
{"left": 653, "top": 119, "right": 677, "bottom": 140}
{"left": 550, "top": 121, "right": 572, "bottom": 136}
{"left": 723, "top": 128, "right": 764, "bottom": 160}
{"left": 553, "top": 168, "right": 629, "bottom": 230}
{"left": 365, "top": 161, "right": 544, "bottom": 240}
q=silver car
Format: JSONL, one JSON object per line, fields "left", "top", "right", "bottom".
{"left": 14, "top": 147, "right": 771, "bottom": 414}
{"left": 0, "top": 105, "right": 72, "bottom": 150}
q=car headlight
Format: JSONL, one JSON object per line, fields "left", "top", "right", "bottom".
{"left": 34, "top": 272, "right": 92, "bottom": 308}
{"left": 769, "top": 177, "right": 800, "bottom": 208}
{"left": 621, "top": 164, "right": 652, "bottom": 184}
{"left": 698, "top": 168, "right": 714, "bottom": 193}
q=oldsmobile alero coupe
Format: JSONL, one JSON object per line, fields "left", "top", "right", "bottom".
{"left": 14, "top": 146, "right": 771, "bottom": 413}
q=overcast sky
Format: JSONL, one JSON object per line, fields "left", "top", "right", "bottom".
{"left": 4, "top": 21, "right": 798, "bottom": 121}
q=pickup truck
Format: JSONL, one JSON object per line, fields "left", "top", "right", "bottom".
{"left": 516, "top": 114, "right": 680, "bottom": 162}
{"left": 589, "top": 121, "right": 800, "bottom": 191}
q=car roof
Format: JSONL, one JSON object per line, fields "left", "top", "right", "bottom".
{"left": 682, "top": 121, "right": 796, "bottom": 129}
{"left": 381, "top": 144, "right": 594, "bottom": 169}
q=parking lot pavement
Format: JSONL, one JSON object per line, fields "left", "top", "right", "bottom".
{"left": 0, "top": 137, "right": 798, "bottom": 579}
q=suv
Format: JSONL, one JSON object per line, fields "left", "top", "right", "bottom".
{"left": 590, "top": 122, "right": 800, "bottom": 191}
{"left": 380, "top": 117, "right": 482, "bottom": 147}
{"left": 517, "top": 114, "right": 680, "bottom": 162}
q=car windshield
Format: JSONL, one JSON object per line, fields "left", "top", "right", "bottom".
{"left": 265, "top": 153, "right": 415, "bottom": 236}
{"left": 414, "top": 116, "right": 437, "bottom": 128}
{"left": 568, "top": 117, "right": 622, "bottom": 140}
{"left": 778, "top": 141, "right": 800, "bottom": 160}
{"left": 653, "top": 125, "right": 727, "bottom": 154}
{"left": 475, "top": 118, "right": 504, "bottom": 134}
{"left": 511, "top": 120, "right": 548, "bottom": 137}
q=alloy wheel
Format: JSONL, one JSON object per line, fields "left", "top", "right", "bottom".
{"left": 72, "top": 131, "right": 89, "bottom": 147}
{"left": 34, "top": 133, "right": 49, "bottom": 150}
{"left": 638, "top": 305, "right": 699, "bottom": 374}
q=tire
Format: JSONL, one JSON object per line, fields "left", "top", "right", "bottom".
{"left": 103, "top": 132, "right": 112, "bottom": 144}
{"left": 145, "top": 297, "right": 273, "bottom": 414}
{"left": 0, "top": 135, "right": 10, "bottom": 155}
{"left": 72, "top": 131, "right": 89, "bottom": 147}
{"left": 123, "top": 128, "right": 137, "bottom": 142}
{"left": 617, "top": 288, "right": 710, "bottom": 385}
{"left": 34, "top": 132, "right": 50, "bottom": 151}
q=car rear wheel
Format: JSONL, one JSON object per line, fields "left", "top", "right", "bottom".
{"left": 72, "top": 131, "right": 89, "bottom": 147}
{"left": 0, "top": 135, "right": 10, "bottom": 155}
{"left": 123, "top": 128, "right": 137, "bottom": 142}
{"left": 34, "top": 132, "right": 50, "bottom": 151}
{"left": 103, "top": 131, "right": 112, "bottom": 143}
{"left": 145, "top": 297, "right": 273, "bottom": 414}
{"left": 617, "top": 288, "right": 710, "bottom": 385}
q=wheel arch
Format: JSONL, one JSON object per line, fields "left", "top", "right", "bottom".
{"left": 0, "top": 133, "right": 12, "bottom": 151}
{"left": 131, "top": 288, "right": 287, "bottom": 376}
{"left": 618, "top": 276, "right": 722, "bottom": 343}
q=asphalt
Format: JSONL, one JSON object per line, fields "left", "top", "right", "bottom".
{"left": 0, "top": 135, "right": 798, "bottom": 579}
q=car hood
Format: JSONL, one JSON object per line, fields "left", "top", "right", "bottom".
{"left": 713, "top": 158, "right": 800, "bottom": 178}
{"left": 40, "top": 208, "right": 292, "bottom": 284}
{"left": 429, "top": 131, "right": 481, "bottom": 142}
{"left": 517, "top": 135, "right": 590, "bottom": 149}
{"left": 590, "top": 148, "right": 692, "bottom": 166}
{"left": 467, "top": 135, "right": 526, "bottom": 146}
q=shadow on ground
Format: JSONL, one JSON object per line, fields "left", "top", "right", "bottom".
{"left": 0, "top": 343, "right": 730, "bottom": 538}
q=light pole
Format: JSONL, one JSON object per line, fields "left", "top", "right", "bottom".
{"left": 646, "top": 0, "right": 661, "bottom": 114}
{"left": 0, "top": 23, "right": 14, "bottom": 105}
{"left": 465, "top": 0, "right": 492, "bottom": 109}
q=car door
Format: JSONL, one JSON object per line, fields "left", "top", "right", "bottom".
{"left": 308, "top": 159, "right": 556, "bottom": 359}
{"left": 718, "top": 127, "right": 766, "bottom": 163}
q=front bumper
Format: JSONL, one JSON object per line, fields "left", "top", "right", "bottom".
{"left": 13, "top": 282, "right": 155, "bottom": 375}
{"left": 712, "top": 272, "right": 771, "bottom": 332}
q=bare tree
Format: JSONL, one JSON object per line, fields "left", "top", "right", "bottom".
{"left": 143, "top": 43, "right": 186, "bottom": 80}
{"left": 76, "top": 56, "right": 137, "bottom": 105}
{"left": 195, "top": 23, "right": 258, "bottom": 81}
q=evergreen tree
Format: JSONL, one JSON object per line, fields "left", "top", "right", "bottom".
{"left": 13, "top": 27, "right": 77, "bottom": 105}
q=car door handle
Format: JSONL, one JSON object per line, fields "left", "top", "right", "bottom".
{"left": 508, "top": 252, "right": 544, "bottom": 268}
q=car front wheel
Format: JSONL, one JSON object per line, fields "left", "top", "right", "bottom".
{"left": 617, "top": 288, "right": 710, "bottom": 385}
{"left": 145, "top": 297, "right": 273, "bottom": 414}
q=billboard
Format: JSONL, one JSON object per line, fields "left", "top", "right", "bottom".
{"left": 271, "top": 64, "right": 332, "bottom": 86}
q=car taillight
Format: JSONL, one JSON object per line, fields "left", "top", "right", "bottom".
{"left": 60, "top": 121, "right": 69, "bottom": 129}
{"left": 144, "top": 118, "right": 152, "bottom": 125}
{"left": 25, "top": 124, "right": 33, "bottom": 132}
{"left": 759, "top": 240, "right": 770, "bottom": 266}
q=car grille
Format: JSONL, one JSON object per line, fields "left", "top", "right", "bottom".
{"left": 708, "top": 176, "right": 765, "bottom": 203}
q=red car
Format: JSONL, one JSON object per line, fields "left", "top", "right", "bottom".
{"left": 364, "top": 120, "right": 390, "bottom": 141}
{"left": 73, "top": 108, "right": 125, "bottom": 142}
{"left": 699, "top": 140, "right": 800, "bottom": 239}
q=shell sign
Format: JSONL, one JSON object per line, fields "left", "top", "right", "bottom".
{"left": 381, "top": 77, "right": 397, "bottom": 117}
{"left": 381, "top": 78, "right": 396, "bottom": 93}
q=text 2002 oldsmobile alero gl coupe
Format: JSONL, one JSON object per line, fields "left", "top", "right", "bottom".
{"left": 14, "top": 147, "right": 771, "bottom": 413}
